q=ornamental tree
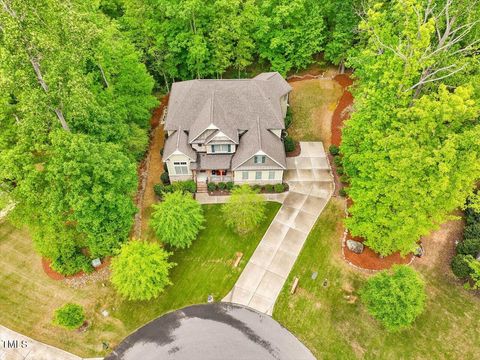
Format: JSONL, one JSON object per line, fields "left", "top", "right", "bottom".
{"left": 150, "top": 191, "right": 205, "bottom": 249}
{"left": 223, "top": 184, "right": 266, "bottom": 234}
{"left": 53, "top": 303, "right": 85, "bottom": 330}
{"left": 360, "top": 265, "right": 426, "bottom": 332}
{"left": 111, "top": 240, "right": 175, "bottom": 301}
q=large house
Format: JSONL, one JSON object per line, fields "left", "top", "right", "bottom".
{"left": 163, "top": 72, "right": 292, "bottom": 187}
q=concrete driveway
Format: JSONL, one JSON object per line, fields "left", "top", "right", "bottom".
{"left": 105, "top": 303, "right": 314, "bottom": 360}
{"left": 224, "top": 142, "right": 333, "bottom": 314}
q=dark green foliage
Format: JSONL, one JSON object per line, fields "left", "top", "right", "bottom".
{"left": 464, "top": 224, "right": 480, "bottom": 240}
{"left": 53, "top": 304, "right": 85, "bottom": 330}
{"left": 360, "top": 266, "right": 426, "bottom": 332}
{"left": 153, "top": 184, "right": 174, "bottom": 198}
{"left": 161, "top": 172, "right": 170, "bottom": 185}
{"left": 456, "top": 238, "right": 480, "bottom": 257}
{"left": 333, "top": 155, "right": 343, "bottom": 167}
{"left": 173, "top": 180, "right": 197, "bottom": 194}
{"left": 274, "top": 184, "right": 285, "bottom": 193}
{"left": 336, "top": 167, "right": 344, "bottom": 175}
{"left": 329, "top": 145, "right": 340, "bottom": 156}
{"left": 51, "top": 252, "right": 93, "bottom": 276}
{"left": 339, "top": 188, "right": 347, "bottom": 197}
{"left": 218, "top": 182, "right": 227, "bottom": 190}
{"left": 285, "top": 108, "right": 293, "bottom": 129}
{"left": 264, "top": 184, "right": 274, "bottom": 192}
{"left": 284, "top": 136, "right": 295, "bottom": 152}
{"left": 451, "top": 254, "right": 473, "bottom": 279}
{"left": 339, "top": 175, "right": 349, "bottom": 184}
{"left": 252, "top": 184, "right": 262, "bottom": 191}
{"left": 226, "top": 181, "right": 234, "bottom": 190}
{"left": 207, "top": 182, "right": 217, "bottom": 192}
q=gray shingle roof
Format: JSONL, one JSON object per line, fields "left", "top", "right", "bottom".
{"left": 164, "top": 72, "right": 290, "bottom": 168}
{"left": 163, "top": 129, "right": 196, "bottom": 160}
{"left": 191, "top": 153, "right": 233, "bottom": 170}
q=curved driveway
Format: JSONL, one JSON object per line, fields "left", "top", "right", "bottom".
{"left": 105, "top": 303, "right": 314, "bottom": 360}
{"left": 224, "top": 142, "right": 333, "bottom": 314}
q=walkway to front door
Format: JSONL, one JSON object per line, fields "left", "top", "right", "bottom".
{"left": 223, "top": 142, "right": 333, "bottom": 315}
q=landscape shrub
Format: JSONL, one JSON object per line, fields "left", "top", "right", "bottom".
{"left": 264, "top": 184, "right": 274, "bottom": 192}
{"left": 334, "top": 155, "right": 343, "bottom": 167}
{"left": 360, "top": 265, "right": 426, "bottom": 332}
{"left": 329, "top": 145, "right": 340, "bottom": 156}
{"left": 153, "top": 184, "right": 174, "bottom": 198}
{"left": 111, "top": 240, "right": 175, "bottom": 301}
{"left": 274, "top": 183, "right": 285, "bottom": 193}
{"left": 465, "top": 256, "right": 480, "bottom": 289}
{"left": 465, "top": 197, "right": 480, "bottom": 225}
{"left": 150, "top": 191, "right": 205, "bottom": 248}
{"left": 53, "top": 303, "right": 85, "bottom": 330}
{"left": 336, "top": 166, "right": 344, "bottom": 175}
{"left": 451, "top": 254, "right": 473, "bottom": 278}
{"left": 160, "top": 148, "right": 164, "bottom": 156}
{"left": 218, "top": 182, "right": 227, "bottom": 190}
{"left": 339, "top": 188, "right": 347, "bottom": 197}
{"left": 463, "top": 223, "right": 480, "bottom": 240}
{"left": 163, "top": 163, "right": 169, "bottom": 172}
{"left": 226, "top": 181, "right": 234, "bottom": 190}
{"left": 284, "top": 136, "right": 295, "bottom": 152}
{"left": 285, "top": 108, "right": 293, "bottom": 129}
{"left": 340, "top": 175, "right": 350, "bottom": 184}
{"left": 252, "top": 184, "right": 262, "bottom": 191}
{"left": 160, "top": 171, "right": 170, "bottom": 184}
{"left": 173, "top": 180, "right": 197, "bottom": 194}
{"left": 456, "top": 238, "right": 480, "bottom": 257}
{"left": 51, "top": 252, "right": 93, "bottom": 276}
{"left": 207, "top": 182, "right": 217, "bottom": 192}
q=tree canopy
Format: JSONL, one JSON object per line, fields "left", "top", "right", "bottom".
{"left": 223, "top": 185, "right": 266, "bottom": 234}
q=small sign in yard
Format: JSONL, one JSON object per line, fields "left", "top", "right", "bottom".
{"left": 233, "top": 252, "right": 243, "bottom": 268}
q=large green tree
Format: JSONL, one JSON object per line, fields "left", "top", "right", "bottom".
{"left": 341, "top": 0, "right": 480, "bottom": 256}
{"left": 223, "top": 185, "right": 266, "bottom": 234}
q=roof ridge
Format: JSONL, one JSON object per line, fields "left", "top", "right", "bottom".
{"left": 256, "top": 116, "right": 262, "bottom": 151}
{"left": 252, "top": 80, "right": 283, "bottom": 125}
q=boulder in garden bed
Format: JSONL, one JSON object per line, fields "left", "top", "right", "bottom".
{"left": 346, "top": 240, "right": 364, "bottom": 254}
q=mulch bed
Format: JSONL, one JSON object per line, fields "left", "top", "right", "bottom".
{"left": 286, "top": 141, "right": 301, "bottom": 157}
{"left": 343, "top": 233, "right": 414, "bottom": 271}
{"left": 42, "top": 257, "right": 110, "bottom": 281}
{"left": 331, "top": 73, "right": 353, "bottom": 147}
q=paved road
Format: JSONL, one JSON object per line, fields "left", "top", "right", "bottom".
{"left": 224, "top": 142, "right": 333, "bottom": 314}
{"left": 105, "top": 303, "right": 314, "bottom": 360}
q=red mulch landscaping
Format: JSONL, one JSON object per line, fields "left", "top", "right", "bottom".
{"left": 286, "top": 141, "right": 301, "bottom": 157}
{"left": 42, "top": 257, "right": 110, "bottom": 281}
{"left": 343, "top": 233, "right": 413, "bottom": 271}
{"left": 331, "top": 73, "right": 353, "bottom": 147}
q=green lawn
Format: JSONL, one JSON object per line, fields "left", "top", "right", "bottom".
{"left": 0, "top": 202, "right": 281, "bottom": 357}
{"left": 273, "top": 199, "right": 480, "bottom": 360}
{"left": 0, "top": 192, "right": 10, "bottom": 210}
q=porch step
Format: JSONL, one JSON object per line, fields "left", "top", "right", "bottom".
{"left": 197, "top": 182, "right": 208, "bottom": 193}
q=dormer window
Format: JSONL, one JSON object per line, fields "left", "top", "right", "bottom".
{"left": 254, "top": 155, "right": 266, "bottom": 164}
{"left": 211, "top": 144, "right": 231, "bottom": 153}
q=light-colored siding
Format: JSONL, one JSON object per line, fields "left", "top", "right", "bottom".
{"left": 235, "top": 154, "right": 283, "bottom": 170}
{"left": 165, "top": 153, "right": 194, "bottom": 182}
{"left": 270, "top": 129, "right": 282, "bottom": 138}
{"left": 206, "top": 143, "right": 236, "bottom": 154}
{"left": 233, "top": 170, "right": 283, "bottom": 184}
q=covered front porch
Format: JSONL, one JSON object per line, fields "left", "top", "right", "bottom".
{"left": 194, "top": 169, "right": 233, "bottom": 184}
{"left": 191, "top": 153, "right": 234, "bottom": 185}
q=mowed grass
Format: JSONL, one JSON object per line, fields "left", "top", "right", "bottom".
{"left": 0, "top": 202, "right": 281, "bottom": 357}
{"left": 273, "top": 199, "right": 480, "bottom": 360}
{"left": 288, "top": 79, "right": 343, "bottom": 143}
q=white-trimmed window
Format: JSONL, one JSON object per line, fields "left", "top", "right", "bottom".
{"left": 242, "top": 171, "right": 249, "bottom": 180}
{"left": 211, "top": 144, "right": 231, "bottom": 153}
{"left": 255, "top": 171, "right": 262, "bottom": 180}
{"left": 254, "top": 155, "right": 266, "bottom": 164}
{"left": 173, "top": 161, "right": 188, "bottom": 175}
{"left": 268, "top": 171, "right": 275, "bottom": 180}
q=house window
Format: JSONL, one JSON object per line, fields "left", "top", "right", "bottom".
{"left": 255, "top": 171, "right": 262, "bottom": 180}
{"left": 211, "top": 144, "right": 231, "bottom": 153}
{"left": 269, "top": 171, "right": 275, "bottom": 180}
{"left": 173, "top": 161, "right": 188, "bottom": 175}
{"left": 254, "top": 155, "right": 266, "bottom": 164}
{"left": 242, "top": 171, "right": 248, "bottom": 180}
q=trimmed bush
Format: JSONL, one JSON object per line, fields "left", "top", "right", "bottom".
{"left": 451, "top": 254, "right": 472, "bottom": 278}
{"left": 464, "top": 223, "right": 480, "bottom": 240}
{"left": 360, "top": 265, "right": 426, "bottom": 332}
{"left": 207, "top": 182, "right": 217, "bottom": 192}
{"left": 264, "top": 184, "right": 274, "bottom": 192}
{"left": 284, "top": 136, "right": 295, "bottom": 152}
{"left": 163, "top": 163, "right": 169, "bottom": 172}
{"left": 329, "top": 145, "right": 340, "bottom": 156}
{"left": 336, "top": 166, "right": 344, "bottom": 175}
{"left": 334, "top": 155, "right": 343, "bottom": 167}
{"left": 340, "top": 175, "right": 349, "bottom": 184}
{"left": 51, "top": 252, "right": 93, "bottom": 276}
{"left": 160, "top": 148, "right": 164, "bottom": 156}
{"left": 218, "top": 182, "right": 227, "bottom": 190}
{"left": 53, "top": 303, "right": 85, "bottom": 330}
{"left": 173, "top": 180, "right": 196, "bottom": 194}
{"left": 274, "top": 183, "right": 285, "bottom": 193}
{"left": 160, "top": 171, "right": 170, "bottom": 184}
{"left": 456, "top": 238, "right": 480, "bottom": 257}
{"left": 226, "top": 181, "right": 234, "bottom": 190}
{"left": 285, "top": 108, "right": 293, "bottom": 129}
{"left": 339, "top": 188, "right": 347, "bottom": 197}
{"left": 252, "top": 184, "right": 262, "bottom": 191}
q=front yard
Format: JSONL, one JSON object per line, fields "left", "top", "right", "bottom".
{"left": 0, "top": 202, "right": 281, "bottom": 357}
{"left": 273, "top": 199, "right": 480, "bottom": 359}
